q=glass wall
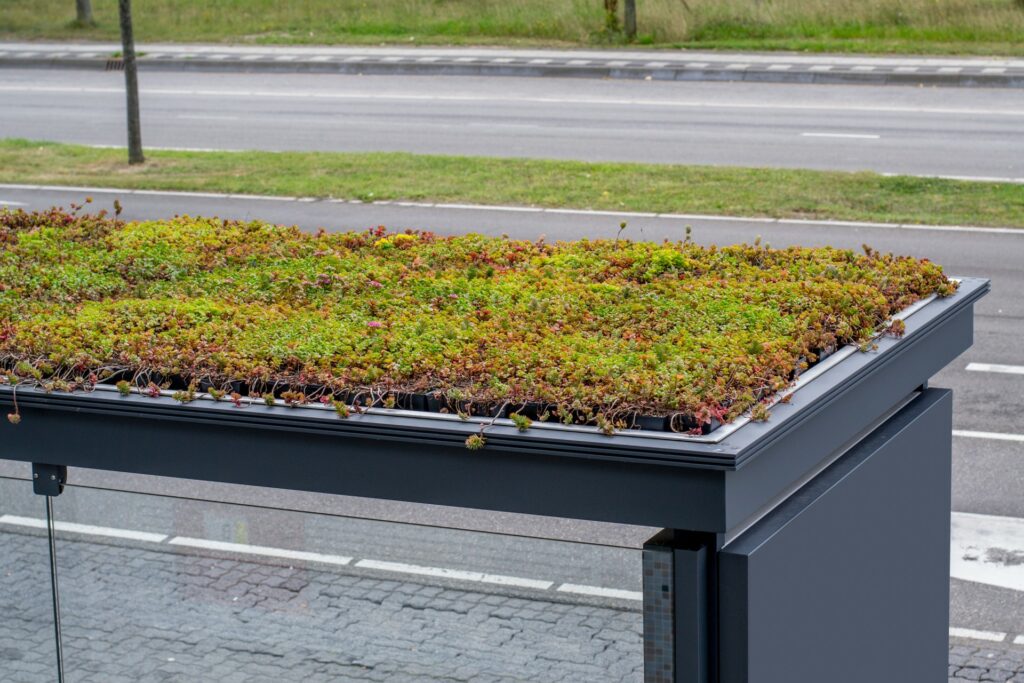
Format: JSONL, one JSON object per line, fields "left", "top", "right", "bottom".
{"left": 1, "top": 471, "right": 644, "bottom": 681}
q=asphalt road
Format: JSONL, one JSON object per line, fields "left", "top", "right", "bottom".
{"left": 0, "top": 187, "right": 1022, "bottom": 637}
{"left": 2, "top": 68, "right": 1024, "bottom": 180}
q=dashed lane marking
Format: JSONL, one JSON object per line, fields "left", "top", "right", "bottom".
{"left": 801, "top": 132, "right": 881, "bottom": 139}
{"left": 557, "top": 584, "right": 643, "bottom": 601}
{"left": 0, "top": 514, "right": 168, "bottom": 543}
{"left": 355, "top": 559, "right": 554, "bottom": 590}
{"left": 169, "top": 536, "right": 352, "bottom": 566}
{"left": 949, "top": 627, "right": 1008, "bottom": 643}
{"left": 967, "top": 362, "right": 1024, "bottom": 376}
{"left": 953, "top": 430, "right": 1024, "bottom": 443}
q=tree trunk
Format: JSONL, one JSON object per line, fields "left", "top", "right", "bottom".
{"left": 118, "top": 0, "right": 144, "bottom": 165}
{"left": 624, "top": 0, "right": 637, "bottom": 40}
{"left": 604, "top": 0, "right": 620, "bottom": 32}
{"left": 75, "top": 0, "right": 94, "bottom": 26}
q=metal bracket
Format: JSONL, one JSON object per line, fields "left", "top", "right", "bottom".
{"left": 32, "top": 463, "right": 67, "bottom": 497}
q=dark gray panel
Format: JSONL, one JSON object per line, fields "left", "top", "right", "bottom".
{"left": 719, "top": 389, "right": 952, "bottom": 683}
{"left": 0, "top": 404, "right": 726, "bottom": 529}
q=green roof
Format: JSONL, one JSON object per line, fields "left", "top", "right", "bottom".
{"left": 0, "top": 208, "right": 955, "bottom": 433}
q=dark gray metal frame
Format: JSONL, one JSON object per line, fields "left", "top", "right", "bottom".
{"left": 0, "top": 277, "right": 988, "bottom": 682}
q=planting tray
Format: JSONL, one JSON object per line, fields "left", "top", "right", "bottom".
{"left": 0, "top": 277, "right": 987, "bottom": 533}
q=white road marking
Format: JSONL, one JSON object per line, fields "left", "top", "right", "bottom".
{"left": 983, "top": 68, "right": 1007, "bottom": 74}
{"left": 801, "top": 132, "right": 881, "bottom": 140}
{"left": 881, "top": 172, "right": 1024, "bottom": 184}
{"left": 356, "top": 559, "right": 553, "bottom": 590}
{"left": 938, "top": 67, "right": 963, "bottom": 74}
{"left": 5, "top": 84, "right": 1024, "bottom": 119}
{"left": 177, "top": 115, "right": 240, "bottom": 121}
{"left": 809, "top": 65, "right": 832, "bottom": 72}
{"left": 948, "top": 627, "right": 1007, "bottom": 642}
{"left": 852, "top": 65, "right": 875, "bottom": 72}
{"left": 168, "top": 536, "right": 353, "bottom": 566}
{"left": 0, "top": 514, "right": 168, "bottom": 543}
{"left": 1016, "top": 634, "right": 1024, "bottom": 645}
{"left": 953, "top": 430, "right": 1024, "bottom": 443}
{"left": 567, "top": 60, "right": 591, "bottom": 66}
{"left": 767, "top": 64, "right": 792, "bottom": 71}
{"left": 952, "top": 511, "right": 1024, "bottom": 593}
{"left": 557, "top": 584, "right": 642, "bottom": 601}
{"left": 2, "top": 183, "right": 1021, "bottom": 235}
{"left": 967, "top": 362, "right": 1024, "bottom": 376}
{"left": 895, "top": 66, "right": 919, "bottom": 73}
{"left": 0, "top": 199, "right": 26, "bottom": 206}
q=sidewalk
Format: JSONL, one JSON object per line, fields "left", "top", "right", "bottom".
{"left": 2, "top": 41, "right": 1023, "bottom": 88}
{"left": 2, "top": 529, "right": 1023, "bottom": 682}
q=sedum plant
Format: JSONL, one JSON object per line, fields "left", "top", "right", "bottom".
{"left": 0, "top": 208, "right": 956, "bottom": 433}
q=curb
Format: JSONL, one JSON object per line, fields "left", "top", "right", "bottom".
{"left": 3, "top": 53, "right": 1024, "bottom": 88}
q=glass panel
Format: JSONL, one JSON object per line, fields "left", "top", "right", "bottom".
{"left": 0, "top": 473, "right": 60, "bottom": 683}
{"left": 40, "top": 478, "right": 643, "bottom": 681}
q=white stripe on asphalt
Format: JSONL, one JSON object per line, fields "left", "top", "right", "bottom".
{"left": 0, "top": 199, "right": 26, "bottom": 206}
{"left": 1016, "top": 634, "right": 1024, "bottom": 645}
{"left": 953, "top": 430, "right": 1024, "bottom": 443}
{"left": 1, "top": 183, "right": 1021, "bottom": 236}
{"left": 4, "top": 84, "right": 1024, "bottom": 119}
{"left": 966, "top": 362, "right": 1024, "bottom": 376}
{"left": 801, "top": 132, "right": 881, "bottom": 139}
{"left": 0, "top": 514, "right": 168, "bottom": 543}
{"left": 355, "top": 559, "right": 553, "bottom": 590}
{"left": 952, "top": 511, "right": 1024, "bottom": 593}
{"left": 168, "top": 536, "right": 353, "bottom": 566}
{"left": 557, "top": 584, "right": 643, "bottom": 601}
{"left": 948, "top": 627, "right": 1007, "bottom": 642}
{"left": 177, "top": 115, "right": 240, "bottom": 121}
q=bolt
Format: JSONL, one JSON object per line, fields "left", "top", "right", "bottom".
{"left": 33, "top": 472, "right": 38, "bottom": 479}
{"left": 50, "top": 474, "right": 56, "bottom": 481}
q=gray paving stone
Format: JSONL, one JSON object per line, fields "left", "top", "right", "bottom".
{"left": 2, "top": 529, "right": 1024, "bottom": 681}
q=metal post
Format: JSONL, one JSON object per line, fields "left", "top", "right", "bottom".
{"left": 46, "top": 495, "right": 65, "bottom": 683}
{"left": 118, "top": 0, "right": 145, "bottom": 165}
{"left": 33, "top": 463, "right": 67, "bottom": 683}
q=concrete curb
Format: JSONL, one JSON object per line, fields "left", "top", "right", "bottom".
{"left": 3, "top": 53, "right": 1024, "bottom": 88}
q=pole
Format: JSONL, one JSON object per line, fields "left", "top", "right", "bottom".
{"left": 46, "top": 495, "right": 65, "bottom": 683}
{"left": 118, "top": 0, "right": 144, "bottom": 165}
{"left": 624, "top": 0, "right": 637, "bottom": 40}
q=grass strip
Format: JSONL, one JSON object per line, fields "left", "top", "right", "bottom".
{"left": 4, "top": 0, "right": 1024, "bottom": 56}
{"left": 1, "top": 139, "right": 1022, "bottom": 228}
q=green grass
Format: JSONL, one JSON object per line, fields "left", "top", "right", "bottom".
{"left": 2, "top": 139, "right": 1022, "bottom": 228}
{"left": 3, "top": 0, "right": 1024, "bottom": 56}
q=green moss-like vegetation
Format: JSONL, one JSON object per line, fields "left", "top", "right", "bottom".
{"left": 0, "top": 207, "right": 956, "bottom": 433}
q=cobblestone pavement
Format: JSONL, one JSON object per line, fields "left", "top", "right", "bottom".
{"left": 2, "top": 530, "right": 1023, "bottom": 682}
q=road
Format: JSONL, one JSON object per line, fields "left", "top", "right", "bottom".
{"left": 1, "top": 187, "right": 1023, "bottom": 641}
{"left": 2, "top": 68, "right": 1024, "bottom": 180}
